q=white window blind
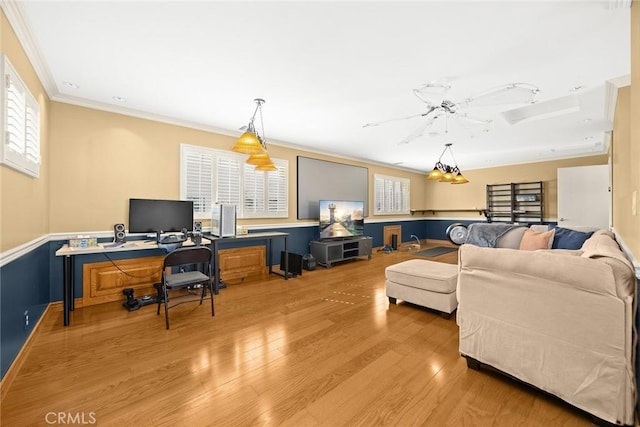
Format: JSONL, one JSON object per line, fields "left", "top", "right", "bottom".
{"left": 1, "top": 55, "right": 40, "bottom": 178}
{"left": 180, "top": 143, "right": 288, "bottom": 219}
{"left": 373, "top": 174, "right": 410, "bottom": 215}
{"left": 181, "top": 145, "right": 214, "bottom": 216}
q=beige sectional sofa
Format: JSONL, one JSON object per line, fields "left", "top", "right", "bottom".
{"left": 457, "top": 230, "right": 637, "bottom": 425}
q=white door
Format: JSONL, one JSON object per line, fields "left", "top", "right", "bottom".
{"left": 557, "top": 165, "right": 610, "bottom": 229}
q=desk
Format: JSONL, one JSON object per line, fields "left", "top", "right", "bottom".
{"left": 55, "top": 238, "right": 210, "bottom": 326}
{"left": 208, "top": 232, "right": 289, "bottom": 292}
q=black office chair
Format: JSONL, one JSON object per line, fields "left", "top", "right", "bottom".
{"left": 156, "top": 246, "right": 214, "bottom": 329}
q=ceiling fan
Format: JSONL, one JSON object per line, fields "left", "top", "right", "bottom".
{"left": 363, "top": 81, "right": 540, "bottom": 145}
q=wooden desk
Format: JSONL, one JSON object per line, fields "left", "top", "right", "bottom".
{"left": 55, "top": 238, "right": 210, "bottom": 326}
{"left": 208, "top": 232, "right": 290, "bottom": 292}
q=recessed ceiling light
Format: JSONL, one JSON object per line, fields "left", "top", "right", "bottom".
{"left": 112, "top": 96, "right": 126, "bottom": 102}
{"left": 62, "top": 81, "right": 79, "bottom": 89}
{"left": 584, "top": 136, "right": 594, "bottom": 140}
{"left": 569, "top": 85, "right": 585, "bottom": 92}
{"left": 582, "top": 118, "right": 592, "bottom": 123}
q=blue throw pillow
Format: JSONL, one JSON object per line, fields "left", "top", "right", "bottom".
{"left": 551, "top": 227, "right": 594, "bottom": 250}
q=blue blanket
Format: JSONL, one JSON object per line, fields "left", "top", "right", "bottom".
{"left": 465, "top": 223, "right": 522, "bottom": 247}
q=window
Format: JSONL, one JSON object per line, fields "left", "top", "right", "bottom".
{"left": 374, "top": 174, "right": 410, "bottom": 215}
{"left": 180, "top": 143, "right": 288, "bottom": 219}
{"left": 1, "top": 55, "right": 41, "bottom": 178}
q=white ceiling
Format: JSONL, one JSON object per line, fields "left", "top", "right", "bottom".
{"left": 7, "top": 1, "right": 631, "bottom": 172}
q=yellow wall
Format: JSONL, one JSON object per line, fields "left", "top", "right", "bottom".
{"left": 0, "top": 10, "right": 50, "bottom": 252}
{"left": 423, "top": 155, "right": 608, "bottom": 220}
{"left": 619, "top": 1, "right": 640, "bottom": 259}
{"left": 48, "top": 102, "right": 428, "bottom": 232}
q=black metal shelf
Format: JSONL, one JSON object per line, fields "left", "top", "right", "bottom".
{"left": 486, "top": 181, "right": 543, "bottom": 223}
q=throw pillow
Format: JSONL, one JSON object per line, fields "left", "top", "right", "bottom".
{"left": 552, "top": 227, "right": 594, "bottom": 250}
{"left": 519, "top": 229, "right": 555, "bottom": 251}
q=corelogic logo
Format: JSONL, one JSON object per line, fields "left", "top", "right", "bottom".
{"left": 45, "top": 412, "right": 97, "bottom": 425}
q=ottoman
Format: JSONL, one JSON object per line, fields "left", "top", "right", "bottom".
{"left": 385, "top": 259, "right": 458, "bottom": 318}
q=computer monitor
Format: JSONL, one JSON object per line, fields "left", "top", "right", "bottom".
{"left": 128, "top": 198, "right": 194, "bottom": 233}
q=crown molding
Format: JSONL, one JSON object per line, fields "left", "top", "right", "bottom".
{"left": 604, "top": 74, "right": 630, "bottom": 122}
{"left": 0, "top": 0, "right": 57, "bottom": 98}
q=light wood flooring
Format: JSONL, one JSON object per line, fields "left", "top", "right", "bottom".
{"left": 1, "top": 242, "right": 595, "bottom": 426}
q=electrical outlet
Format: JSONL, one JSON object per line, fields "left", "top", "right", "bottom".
{"left": 24, "top": 310, "right": 29, "bottom": 329}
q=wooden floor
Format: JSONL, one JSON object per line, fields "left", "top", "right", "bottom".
{"left": 1, "top": 241, "right": 595, "bottom": 426}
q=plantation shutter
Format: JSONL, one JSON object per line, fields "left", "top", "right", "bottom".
{"left": 2, "top": 55, "right": 40, "bottom": 178}
{"left": 182, "top": 146, "right": 214, "bottom": 215}
{"left": 243, "top": 165, "right": 265, "bottom": 214}
{"left": 374, "top": 174, "right": 410, "bottom": 214}
{"left": 180, "top": 144, "right": 288, "bottom": 219}
{"left": 267, "top": 161, "right": 288, "bottom": 215}
{"left": 216, "top": 156, "right": 241, "bottom": 207}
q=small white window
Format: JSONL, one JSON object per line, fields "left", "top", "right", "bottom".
{"left": 1, "top": 55, "right": 41, "bottom": 178}
{"left": 374, "top": 174, "right": 410, "bottom": 215}
{"left": 180, "top": 143, "right": 288, "bottom": 219}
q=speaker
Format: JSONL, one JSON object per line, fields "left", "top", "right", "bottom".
{"left": 193, "top": 221, "right": 202, "bottom": 233}
{"left": 280, "top": 251, "right": 303, "bottom": 277}
{"left": 114, "top": 223, "right": 126, "bottom": 244}
{"left": 391, "top": 234, "right": 398, "bottom": 250}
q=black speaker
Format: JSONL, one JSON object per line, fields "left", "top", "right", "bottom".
{"left": 280, "top": 251, "right": 303, "bottom": 277}
{"left": 391, "top": 234, "right": 398, "bottom": 250}
{"left": 194, "top": 221, "right": 202, "bottom": 233}
{"left": 114, "top": 223, "right": 126, "bottom": 244}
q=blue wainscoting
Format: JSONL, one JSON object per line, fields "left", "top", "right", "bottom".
{"left": 3, "top": 216, "right": 491, "bottom": 380}
{"left": 0, "top": 242, "right": 50, "bottom": 378}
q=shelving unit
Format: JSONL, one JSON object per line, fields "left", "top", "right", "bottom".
{"left": 486, "top": 181, "right": 543, "bottom": 224}
{"left": 310, "top": 236, "right": 372, "bottom": 268}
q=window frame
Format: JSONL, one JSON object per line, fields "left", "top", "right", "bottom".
{"left": 373, "top": 173, "right": 410, "bottom": 215}
{"left": 1, "top": 55, "right": 41, "bottom": 178}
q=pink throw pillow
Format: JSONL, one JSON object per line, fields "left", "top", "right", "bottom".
{"left": 519, "top": 229, "right": 555, "bottom": 251}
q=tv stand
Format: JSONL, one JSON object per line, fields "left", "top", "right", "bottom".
{"left": 310, "top": 236, "right": 372, "bottom": 268}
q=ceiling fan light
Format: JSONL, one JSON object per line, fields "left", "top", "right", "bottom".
{"left": 232, "top": 130, "right": 263, "bottom": 154}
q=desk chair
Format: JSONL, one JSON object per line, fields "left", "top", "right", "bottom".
{"left": 156, "top": 246, "right": 214, "bottom": 329}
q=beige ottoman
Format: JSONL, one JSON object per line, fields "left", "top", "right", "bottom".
{"left": 385, "top": 259, "right": 458, "bottom": 318}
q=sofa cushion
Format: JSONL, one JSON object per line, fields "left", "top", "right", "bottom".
{"left": 581, "top": 230, "right": 636, "bottom": 298}
{"left": 385, "top": 259, "right": 458, "bottom": 293}
{"left": 552, "top": 227, "right": 594, "bottom": 250}
{"left": 519, "top": 229, "right": 555, "bottom": 250}
{"left": 495, "top": 227, "right": 527, "bottom": 249}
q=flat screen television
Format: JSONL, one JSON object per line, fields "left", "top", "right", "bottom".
{"left": 319, "top": 200, "right": 365, "bottom": 239}
{"left": 128, "top": 198, "right": 194, "bottom": 233}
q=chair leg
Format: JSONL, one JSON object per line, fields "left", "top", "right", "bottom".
{"left": 154, "top": 283, "right": 163, "bottom": 315}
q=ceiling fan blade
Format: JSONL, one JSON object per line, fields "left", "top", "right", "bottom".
{"left": 461, "top": 83, "right": 540, "bottom": 108}
{"left": 363, "top": 106, "right": 436, "bottom": 128}
{"left": 454, "top": 114, "right": 492, "bottom": 134}
{"left": 413, "top": 81, "right": 451, "bottom": 106}
{"left": 501, "top": 94, "right": 580, "bottom": 125}
{"left": 398, "top": 117, "right": 436, "bottom": 145}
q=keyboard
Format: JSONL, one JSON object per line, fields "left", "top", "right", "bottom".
{"left": 159, "top": 234, "right": 186, "bottom": 244}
